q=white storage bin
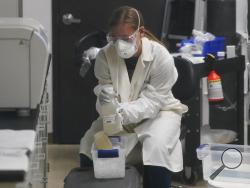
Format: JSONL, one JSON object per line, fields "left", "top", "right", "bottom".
{"left": 207, "top": 179, "right": 250, "bottom": 188}
{"left": 197, "top": 143, "right": 250, "bottom": 184}
{"left": 91, "top": 136, "right": 126, "bottom": 179}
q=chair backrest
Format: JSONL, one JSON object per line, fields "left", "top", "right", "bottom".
{"left": 75, "top": 30, "right": 107, "bottom": 66}
{"left": 172, "top": 56, "right": 197, "bottom": 102}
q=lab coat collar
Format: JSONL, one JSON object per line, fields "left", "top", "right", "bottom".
{"left": 103, "top": 44, "right": 131, "bottom": 102}
{"left": 140, "top": 37, "right": 154, "bottom": 63}
{"left": 129, "top": 38, "right": 153, "bottom": 100}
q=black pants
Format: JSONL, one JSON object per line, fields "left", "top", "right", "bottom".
{"left": 80, "top": 153, "right": 93, "bottom": 167}
{"left": 143, "top": 165, "right": 172, "bottom": 188}
{"left": 80, "top": 154, "right": 172, "bottom": 188}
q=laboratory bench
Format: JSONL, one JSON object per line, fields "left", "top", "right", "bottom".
{"left": 0, "top": 104, "right": 49, "bottom": 188}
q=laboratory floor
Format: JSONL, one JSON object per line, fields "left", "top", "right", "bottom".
{"left": 47, "top": 144, "right": 208, "bottom": 188}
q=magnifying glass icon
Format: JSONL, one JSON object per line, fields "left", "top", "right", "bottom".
{"left": 210, "top": 148, "right": 243, "bottom": 180}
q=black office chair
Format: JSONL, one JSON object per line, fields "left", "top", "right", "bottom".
{"left": 172, "top": 56, "right": 200, "bottom": 186}
{"left": 172, "top": 56, "right": 198, "bottom": 139}
{"left": 172, "top": 56, "right": 197, "bottom": 102}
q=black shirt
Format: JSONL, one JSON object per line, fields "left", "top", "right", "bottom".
{"left": 124, "top": 56, "right": 138, "bottom": 81}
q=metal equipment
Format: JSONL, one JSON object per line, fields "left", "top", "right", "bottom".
{"left": 0, "top": 18, "right": 50, "bottom": 115}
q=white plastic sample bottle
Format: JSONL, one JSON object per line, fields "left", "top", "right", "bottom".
{"left": 100, "top": 99, "right": 123, "bottom": 135}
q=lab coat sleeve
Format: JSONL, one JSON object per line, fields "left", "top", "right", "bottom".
{"left": 94, "top": 49, "right": 112, "bottom": 85}
{"left": 93, "top": 49, "right": 114, "bottom": 115}
{"left": 120, "top": 49, "right": 178, "bottom": 125}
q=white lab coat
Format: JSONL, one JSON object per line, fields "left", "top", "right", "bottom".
{"left": 80, "top": 37, "right": 188, "bottom": 172}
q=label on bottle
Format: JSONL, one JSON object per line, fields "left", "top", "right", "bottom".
{"left": 208, "top": 79, "right": 224, "bottom": 101}
{"left": 103, "top": 114, "right": 116, "bottom": 124}
{"left": 101, "top": 102, "right": 123, "bottom": 135}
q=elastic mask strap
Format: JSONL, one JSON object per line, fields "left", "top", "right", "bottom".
{"left": 133, "top": 8, "right": 140, "bottom": 30}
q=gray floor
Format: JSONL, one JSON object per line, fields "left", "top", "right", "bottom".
{"left": 47, "top": 144, "right": 208, "bottom": 188}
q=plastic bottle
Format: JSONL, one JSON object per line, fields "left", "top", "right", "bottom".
{"left": 206, "top": 54, "right": 224, "bottom": 102}
{"left": 101, "top": 100, "right": 123, "bottom": 135}
{"left": 207, "top": 70, "right": 224, "bottom": 102}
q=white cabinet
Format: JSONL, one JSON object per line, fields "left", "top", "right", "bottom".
{"left": 0, "top": 18, "right": 49, "bottom": 110}
{"left": 0, "top": 0, "right": 22, "bottom": 17}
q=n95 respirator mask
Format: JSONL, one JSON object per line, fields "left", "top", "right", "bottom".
{"left": 114, "top": 38, "right": 138, "bottom": 59}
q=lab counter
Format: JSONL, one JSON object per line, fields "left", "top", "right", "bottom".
{"left": 0, "top": 106, "right": 48, "bottom": 188}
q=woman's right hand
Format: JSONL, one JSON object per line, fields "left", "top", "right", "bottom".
{"left": 98, "top": 87, "right": 117, "bottom": 105}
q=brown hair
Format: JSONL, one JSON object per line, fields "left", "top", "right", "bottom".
{"left": 108, "top": 6, "right": 162, "bottom": 44}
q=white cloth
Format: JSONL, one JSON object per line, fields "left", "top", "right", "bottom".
{"left": 0, "top": 148, "right": 29, "bottom": 172}
{"left": 80, "top": 37, "right": 188, "bottom": 172}
{"left": 84, "top": 47, "right": 100, "bottom": 60}
{"left": 0, "top": 129, "right": 36, "bottom": 151}
{"left": 0, "top": 129, "right": 36, "bottom": 173}
{"left": 200, "top": 124, "right": 237, "bottom": 144}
